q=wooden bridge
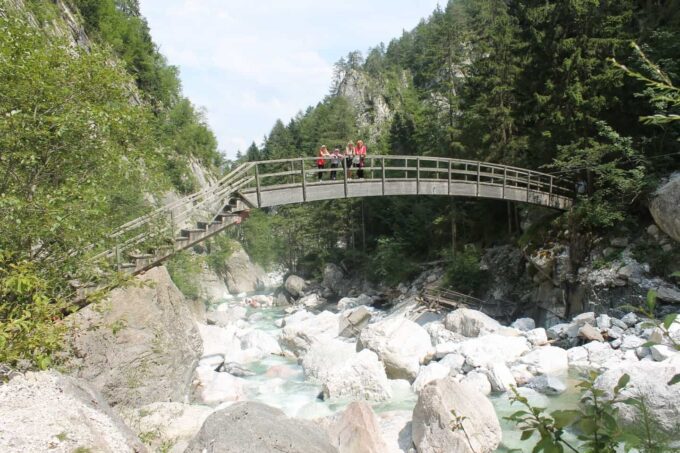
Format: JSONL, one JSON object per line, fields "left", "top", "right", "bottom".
{"left": 90, "top": 155, "right": 573, "bottom": 275}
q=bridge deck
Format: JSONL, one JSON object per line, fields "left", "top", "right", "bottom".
{"left": 239, "top": 178, "right": 572, "bottom": 210}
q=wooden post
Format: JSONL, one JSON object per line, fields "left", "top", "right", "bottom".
{"left": 343, "top": 155, "right": 348, "bottom": 198}
{"left": 115, "top": 242, "right": 121, "bottom": 271}
{"left": 502, "top": 167, "right": 507, "bottom": 199}
{"left": 301, "top": 159, "right": 307, "bottom": 202}
{"left": 476, "top": 162, "right": 481, "bottom": 197}
{"left": 381, "top": 157, "right": 386, "bottom": 196}
{"left": 416, "top": 157, "right": 421, "bottom": 194}
{"left": 526, "top": 172, "right": 531, "bottom": 202}
{"left": 448, "top": 160, "right": 452, "bottom": 195}
{"left": 289, "top": 161, "right": 294, "bottom": 184}
{"left": 370, "top": 157, "right": 374, "bottom": 179}
{"left": 549, "top": 175, "right": 554, "bottom": 206}
{"left": 254, "top": 163, "right": 262, "bottom": 207}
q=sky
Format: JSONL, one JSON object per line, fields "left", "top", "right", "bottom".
{"left": 139, "top": 0, "right": 442, "bottom": 159}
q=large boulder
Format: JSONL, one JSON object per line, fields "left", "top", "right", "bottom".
{"left": 302, "top": 338, "right": 392, "bottom": 402}
{"left": 223, "top": 242, "right": 266, "bottom": 294}
{"left": 325, "top": 402, "right": 389, "bottom": 453}
{"left": 285, "top": 275, "right": 308, "bottom": 298}
{"left": 456, "top": 334, "right": 530, "bottom": 369}
{"left": 339, "top": 306, "right": 372, "bottom": 338}
{"left": 594, "top": 355, "right": 680, "bottom": 434}
{"left": 65, "top": 266, "right": 202, "bottom": 407}
{"left": 322, "top": 263, "right": 345, "bottom": 294}
{"left": 412, "top": 362, "right": 451, "bottom": 393}
{"left": 193, "top": 366, "right": 248, "bottom": 405}
{"left": 445, "top": 308, "right": 501, "bottom": 337}
{"left": 120, "top": 402, "right": 213, "bottom": 453}
{"left": 412, "top": 379, "right": 502, "bottom": 453}
{"left": 358, "top": 315, "right": 433, "bottom": 381}
{"left": 197, "top": 265, "right": 229, "bottom": 302}
{"left": 279, "top": 310, "right": 340, "bottom": 357}
{"left": 0, "top": 371, "right": 146, "bottom": 453}
{"left": 185, "top": 402, "right": 336, "bottom": 453}
{"left": 519, "top": 345, "right": 569, "bottom": 375}
{"left": 649, "top": 172, "right": 680, "bottom": 242}
{"left": 377, "top": 411, "right": 413, "bottom": 453}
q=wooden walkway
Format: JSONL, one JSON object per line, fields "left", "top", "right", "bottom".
{"left": 89, "top": 156, "right": 573, "bottom": 275}
{"left": 421, "top": 287, "right": 517, "bottom": 323}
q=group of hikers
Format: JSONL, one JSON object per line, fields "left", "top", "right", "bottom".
{"left": 315, "top": 140, "right": 367, "bottom": 181}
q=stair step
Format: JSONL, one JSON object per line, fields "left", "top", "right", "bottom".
{"left": 129, "top": 253, "right": 154, "bottom": 259}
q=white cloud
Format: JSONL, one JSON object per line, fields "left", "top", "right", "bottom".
{"left": 140, "top": 0, "right": 441, "bottom": 159}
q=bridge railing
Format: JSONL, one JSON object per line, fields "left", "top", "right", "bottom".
{"left": 89, "top": 161, "right": 256, "bottom": 266}
{"left": 244, "top": 155, "right": 574, "bottom": 204}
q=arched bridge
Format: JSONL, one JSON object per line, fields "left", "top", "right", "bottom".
{"left": 91, "top": 156, "right": 573, "bottom": 275}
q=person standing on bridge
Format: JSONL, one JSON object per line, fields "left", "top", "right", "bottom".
{"left": 345, "top": 141, "right": 355, "bottom": 179}
{"left": 329, "top": 148, "right": 342, "bottom": 180}
{"left": 316, "top": 145, "right": 330, "bottom": 181}
{"left": 355, "top": 139, "right": 367, "bottom": 179}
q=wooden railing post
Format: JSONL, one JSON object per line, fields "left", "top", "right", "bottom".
{"left": 476, "top": 162, "right": 481, "bottom": 197}
{"left": 404, "top": 158, "right": 408, "bottom": 179}
{"left": 549, "top": 175, "right": 554, "bottom": 205}
{"left": 343, "top": 155, "right": 348, "bottom": 198}
{"left": 416, "top": 157, "right": 421, "bottom": 194}
{"left": 254, "top": 163, "right": 262, "bottom": 207}
{"left": 381, "top": 157, "right": 386, "bottom": 196}
{"left": 115, "top": 242, "right": 121, "bottom": 271}
{"left": 448, "top": 160, "right": 452, "bottom": 195}
{"left": 526, "top": 172, "right": 531, "bottom": 202}
{"left": 502, "top": 167, "right": 507, "bottom": 199}
{"left": 301, "top": 159, "right": 307, "bottom": 202}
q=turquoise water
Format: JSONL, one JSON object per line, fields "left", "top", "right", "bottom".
{"left": 211, "top": 298, "right": 581, "bottom": 451}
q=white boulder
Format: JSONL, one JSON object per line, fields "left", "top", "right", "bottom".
{"left": 445, "top": 308, "right": 501, "bottom": 337}
{"left": 358, "top": 315, "right": 433, "bottom": 381}
{"left": 594, "top": 355, "right": 680, "bottom": 434}
{"left": 302, "top": 338, "right": 392, "bottom": 402}
{"left": 519, "top": 346, "right": 569, "bottom": 375}
{"left": 412, "top": 379, "right": 502, "bottom": 453}
{"left": 412, "top": 362, "right": 451, "bottom": 393}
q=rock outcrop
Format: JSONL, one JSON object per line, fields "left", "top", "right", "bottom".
{"left": 185, "top": 402, "right": 336, "bottom": 453}
{"left": 650, "top": 172, "right": 680, "bottom": 242}
{"left": 412, "top": 378, "right": 502, "bottom": 453}
{"left": 66, "top": 266, "right": 202, "bottom": 407}
{"left": 223, "top": 242, "right": 266, "bottom": 294}
{"left": 0, "top": 371, "right": 146, "bottom": 453}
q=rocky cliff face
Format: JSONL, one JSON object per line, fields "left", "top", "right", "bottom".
{"left": 336, "top": 69, "right": 394, "bottom": 143}
{"left": 650, "top": 172, "right": 680, "bottom": 243}
{"left": 65, "top": 266, "right": 202, "bottom": 408}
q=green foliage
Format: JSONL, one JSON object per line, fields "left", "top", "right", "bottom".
{"left": 205, "top": 235, "right": 237, "bottom": 275}
{"left": 507, "top": 372, "right": 670, "bottom": 452}
{"left": 368, "top": 237, "right": 418, "bottom": 285}
{"left": 0, "top": 253, "right": 73, "bottom": 369}
{"left": 165, "top": 252, "right": 203, "bottom": 300}
{"left": 443, "top": 246, "right": 488, "bottom": 296}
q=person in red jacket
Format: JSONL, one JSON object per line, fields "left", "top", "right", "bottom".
{"left": 355, "top": 139, "right": 367, "bottom": 179}
{"left": 316, "top": 145, "right": 330, "bottom": 181}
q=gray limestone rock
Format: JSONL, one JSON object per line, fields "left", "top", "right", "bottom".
{"left": 65, "top": 266, "right": 201, "bottom": 407}
{"left": 0, "top": 371, "right": 146, "bottom": 453}
{"left": 412, "top": 379, "right": 501, "bottom": 453}
{"left": 185, "top": 402, "right": 336, "bottom": 453}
